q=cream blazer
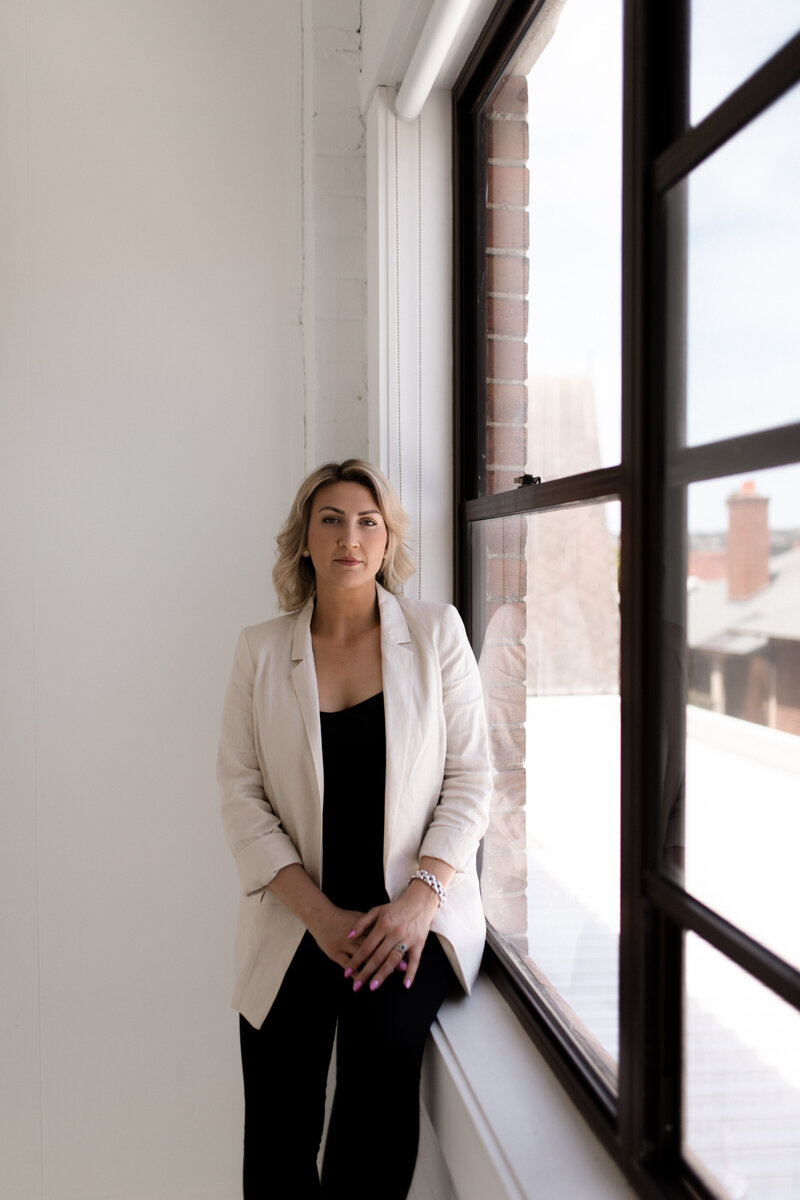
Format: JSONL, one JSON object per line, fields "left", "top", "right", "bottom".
{"left": 217, "top": 583, "right": 492, "bottom": 1028}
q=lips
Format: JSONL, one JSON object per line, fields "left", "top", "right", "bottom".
{"left": 334, "top": 557, "right": 362, "bottom": 565}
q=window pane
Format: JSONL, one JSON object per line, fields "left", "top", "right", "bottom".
{"left": 474, "top": 501, "right": 620, "bottom": 1083}
{"left": 691, "top": 1, "right": 800, "bottom": 125}
{"left": 483, "top": 0, "right": 621, "bottom": 496}
{"left": 666, "top": 84, "right": 800, "bottom": 448}
{"left": 684, "top": 934, "right": 800, "bottom": 1198}
{"left": 663, "top": 463, "right": 800, "bottom": 971}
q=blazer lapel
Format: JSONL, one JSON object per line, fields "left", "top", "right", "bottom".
{"left": 378, "top": 585, "right": 414, "bottom": 863}
{"left": 290, "top": 597, "right": 324, "bottom": 812}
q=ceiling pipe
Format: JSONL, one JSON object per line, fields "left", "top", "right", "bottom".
{"left": 394, "top": 0, "right": 473, "bottom": 121}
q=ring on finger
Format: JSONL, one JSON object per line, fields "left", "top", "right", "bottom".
{"left": 393, "top": 942, "right": 408, "bottom": 955}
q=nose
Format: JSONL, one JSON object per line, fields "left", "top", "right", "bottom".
{"left": 338, "top": 522, "right": 360, "bottom": 548}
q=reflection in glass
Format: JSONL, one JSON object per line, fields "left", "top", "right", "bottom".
{"left": 669, "top": 83, "right": 800, "bottom": 447}
{"left": 474, "top": 501, "right": 620, "bottom": 1082}
{"left": 483, "top": 0, "right": 622, "bottom": 495}
{"left": 691, "top": 2, "right": 800, "bottom": 125}
{"left": 667, "top": 464, "right": 800, "bottom": 969}
{"left": 684, "top": 934, "right": 800, "bottom": 1198}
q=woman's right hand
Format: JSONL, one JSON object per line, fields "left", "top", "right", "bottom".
{"left": 267, "top": 864, "right": 397, "bottom": 972}
{"left": 268, "top": 865, "right": 367, "bottom": 968}
{"left": 308, "top": 906, "right": 369, "bottom": 968}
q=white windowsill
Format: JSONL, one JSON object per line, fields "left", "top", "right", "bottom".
{"left": 421, "top": 975, "right": 636, "bottom": 1200}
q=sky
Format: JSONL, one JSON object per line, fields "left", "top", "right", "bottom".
{"left": 521, "top": 0, "right": 800, "bottom": 533}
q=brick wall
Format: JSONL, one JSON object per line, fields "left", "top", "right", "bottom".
{"left": 480, "top": 75, "right": 530, "bottom": 953}
{"left": 726, "top": 481, "right": 769, "bottom": 601}
{"left": 486, "top": 75, "right": 529, "bottom": 497}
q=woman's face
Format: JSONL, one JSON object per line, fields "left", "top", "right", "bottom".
{"left": 304, "top": 481, "right": 389, "bottom": 597}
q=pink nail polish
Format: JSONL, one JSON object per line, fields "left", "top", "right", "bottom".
{"left": 352, "top": 980, "right": 362, "bottom": 993}
{"left": 347, "top": 930, "right": 357, "bottom": 939}
{"left": 369, "top": 978, "right": 380, "bottom": 991}
{"left": 398, "top": 961, "right": 408, "bottom": 972}
{"left": 404, "top": 977, "right": 412, "bottom": 989}
{"left": 344, "top": 967, "right": 352, "bottom": 979}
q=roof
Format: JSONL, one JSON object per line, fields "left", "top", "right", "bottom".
{"left": 688, "top": 545, "right": 800, "bottom": 649}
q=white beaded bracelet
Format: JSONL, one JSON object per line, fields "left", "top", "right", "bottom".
{"left": 409, "top": 868, "right": 447, "bottom": 907}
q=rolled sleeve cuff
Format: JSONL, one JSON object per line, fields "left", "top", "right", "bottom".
{"left": 234, "top": 834, "right": 304, "bottom": 896}
{"left": 418, "top": 825, "right": 479, "bottom": 875}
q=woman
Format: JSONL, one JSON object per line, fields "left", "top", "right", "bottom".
{"left": 218, "top": 459, "right": 491, "bottom": 1199}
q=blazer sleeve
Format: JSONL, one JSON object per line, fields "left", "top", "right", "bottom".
{"left": 418, "top": 605, "right": 492, "bottom": 873}
{"left": 217, "top": 628, "right": 304, "bottom": 895}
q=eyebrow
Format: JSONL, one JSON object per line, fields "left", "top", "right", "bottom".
{"left": 318, "top": 505, "right": 382, "bottom": 517}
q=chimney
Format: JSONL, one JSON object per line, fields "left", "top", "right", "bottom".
{"left": 726, "top": 480, "right": 770, "bottom": 601}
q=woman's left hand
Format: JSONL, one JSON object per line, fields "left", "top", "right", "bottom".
{"left": 344, "top": 882, "right": 440, "bottom": 992}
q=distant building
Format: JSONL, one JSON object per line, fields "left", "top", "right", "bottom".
{"left": 688, "top": 481, "right": 800, "bottom": 735}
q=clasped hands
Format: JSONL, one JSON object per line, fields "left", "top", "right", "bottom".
{"left": 312, "top": 883, "right": 440, "bottom": 993}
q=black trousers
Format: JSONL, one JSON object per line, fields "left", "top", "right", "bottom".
{"left": 239, "top": 930, "right": 454, "bottom": 1200}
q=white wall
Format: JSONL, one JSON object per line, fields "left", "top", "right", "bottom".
{"left": 0, "top": 2, "right": 306, "bottom": 1196}
{"left": 304, "top": 0, "right": 368, "bottom": 466}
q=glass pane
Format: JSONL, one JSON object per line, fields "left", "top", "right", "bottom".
{"left": 691, "top": 1, "right": 800, "bottom": 126}
{"left": 666, "top": 84, "right": 800, "bottom": 448}
{"left": 663, "top": 463, "right": 800, "bottom": 970}
{"left": 482, "top": 0, "right": 622, "bottom": 496}
{"left": 474, "top": 501, "right": 620, "bottom": 1084}
{"left": 684, "top": 934, "right": 800, "bottom": 1198}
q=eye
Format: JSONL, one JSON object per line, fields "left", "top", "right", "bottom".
{"left": 321, "top": 516, "right": 340, "bottom": 524}
{"left": 360, "top": 518, "right": 378, "bottom": 526}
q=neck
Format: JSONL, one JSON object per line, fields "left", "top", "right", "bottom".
{"left": 311, "top": 581, "right": 380, "bottom": 640}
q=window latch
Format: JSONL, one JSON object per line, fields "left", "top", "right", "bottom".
{"left": 514, "top": 474, "right": 542, "bottom": 487}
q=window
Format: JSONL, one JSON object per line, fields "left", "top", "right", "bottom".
{"left": 454, "top": 2, "right": 800, "bottom": 1196}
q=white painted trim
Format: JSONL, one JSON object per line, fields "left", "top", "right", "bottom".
{"left": 360, "top": 0, "right": 502, "bottom": 110}
{"left": 395, "top": 0, "right": 473, "bottom": 121}
{"left": 301, "top": 0, "right": 318, "bottom": 472}
{"left": 422, "top": 977, "right": 637, "bottom": 1200}
{"left": 366, "top": 87, "right": 393, "bottom": 477}
{"left": 366, "top": 86, "right": 453, "bottom": 603}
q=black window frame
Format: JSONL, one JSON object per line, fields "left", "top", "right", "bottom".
{"left": 453, "top": 3, "right": 800, "bottom": 1196}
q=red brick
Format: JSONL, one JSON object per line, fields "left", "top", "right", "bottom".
{"left": 486, "top": 206, "right": 529, "bottom": 251}
{"left": 487, "top": 382, "right": 527, "bottom": 424}
{"left": 487, "top": 253, "right": 529, "bottom": 297}
{"left": 484, "top": 516, "right": 526, "bottom": 554}
{"left": 728, "top": 490, "right": 770, "bottom": 599}
{"left": 486, "top": 422, "right": 526, "bottom": 469}
{"left": 481, "top": 640, "right": 526, "bottom": 688}
{"left": 485, "top": 599, "right": 502, "bottom": 626}
{"left": 483, "top": 592, "right": 527, "bottom": 636}
{"left": 489, "top": 723, "right": 526, "bottom": 770}
{"left": 489, "top": 74, "right": 529, "bottom": 115}
{"left": 487, "top": 337, "right": 526, "bottom": 381}
{"left": 488, "top": 556, "right": 526, "bottom": 601}
{"left": 487, "top": 808, "right": 526, "bottom": 849}
{"left": 484, "top": 513, "right": 527, "bottom": 554}
{"left": 488, "top": 468, "right": 526, "bottom": 495}
{"left": 481, "top": 851, "right": 528, "bottom": 891}
{"left": 487, "top": 295, "right": 528, "bottom": 337}
{"left": 485, "top": 685, "right": 528, "bottom": 728}
{"left": 482, "top": 878, "right": 527, "bottom": 917}
{"left": 492, "top": 768, "right": 527, "bottom": 807}
{"left": 484, "top": 894, "right": 528, "bottom": 941}
{"left": 487, "top": 116, "right": 529, "bottom": 162}
{"left": 488, "top": 164, "right": 529, "bottom": 207}
{"left": 485, "top": 600, "right": 528, "bottom": 632}
{"left": 776, "top": 705, "right": 800, "bottom": 736}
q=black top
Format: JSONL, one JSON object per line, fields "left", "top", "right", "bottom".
{"left": 320, "top": 692, "right": 389, "bottom": 911}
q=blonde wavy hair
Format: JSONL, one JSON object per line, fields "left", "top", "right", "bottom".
{"left": 273, "top": 459, "right": 415, "bottom": 611}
